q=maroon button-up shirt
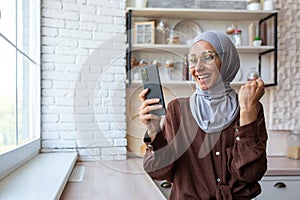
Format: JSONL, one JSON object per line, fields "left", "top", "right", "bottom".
{"left": 143, "top": 98, "right": 268, "bottom": 200}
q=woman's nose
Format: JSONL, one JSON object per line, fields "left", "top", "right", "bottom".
{"left": 195, "top": 62, "right": 205, "bottom": 71}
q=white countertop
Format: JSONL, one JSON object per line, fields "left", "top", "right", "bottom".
{"left": 265, "top": 156, "right": 300, "bottom": 176}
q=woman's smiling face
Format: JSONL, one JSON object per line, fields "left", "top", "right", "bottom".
{"left": 189, "top": 40, "right": 222, "bottom": 90}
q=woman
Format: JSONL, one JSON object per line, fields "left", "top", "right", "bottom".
{"left": 138, "top": 31, "right": 267, "bottom": 200}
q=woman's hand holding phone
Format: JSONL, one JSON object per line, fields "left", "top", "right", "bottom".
{"left": 139, "top": 88, "right": 162, "bottom": 138}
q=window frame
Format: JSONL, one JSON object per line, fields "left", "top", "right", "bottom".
{"left": 0, "top": 139, "right": 40, "bottom": 180}
{"left": 0, "top": 0, "right": 41, "bottom": 180}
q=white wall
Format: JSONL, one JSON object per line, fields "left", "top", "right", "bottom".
{"left": 265, "top": 0, "right": 300, "bottom": 156}
{"left": 269, "top": 0, "right": 300, "bottom": 131}
{"left": 41, "top": 0, "right": 127, "bottom": 161}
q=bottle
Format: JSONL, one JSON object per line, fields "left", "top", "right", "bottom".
{"left": 225, "top": 24, "right": 237, "bottom": 43}
{"left": 260, "top": 0, "right": 264, "bottom": 9}
{"left": 247, "top": 67, "right": 259, "bottom": 81}
{"left": 167, "top": 29, "right": 175, "bottom": 45}
{"left": 260, "top": 21, "right": 268, "bottom": 45}
{"left": 248, "top": 22, "right": 256, "bottom": 46}
{"left": 182, "top": 54, "right": 189, "bottom": 80}
{"left": 287, "top": 130, "right": 300, "bottom": 160}
{"left": 232, "top": 29, "right": 242, "bottom": 46}
{"left": 167, "top": 29, "right": 179, "bottom": 45}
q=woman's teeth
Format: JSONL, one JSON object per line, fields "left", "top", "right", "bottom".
{"left": 198, "top": 74, "right": 209, "bottom": 79}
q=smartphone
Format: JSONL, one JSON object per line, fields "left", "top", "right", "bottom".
{"left": 140, "top": 64, "right": 166, "bottom": 116}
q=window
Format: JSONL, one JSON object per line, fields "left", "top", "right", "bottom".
{"left": 0, "top": 0, "right": 40, "bottom": 179}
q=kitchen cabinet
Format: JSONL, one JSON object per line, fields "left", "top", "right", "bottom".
{"left": 154, "top": 176, "right": 300, "bottom": 200}
{"left": 256, "top": 176, "right": 300, "bottom": 200}
{"left": 126, "top": 8, "right": 278, "bottom": 87}
{"left": 151, "top": 157, "right": 300, "bottom": 200}
{"left": 255, "top": 156, "right": 300, "bottom": 200}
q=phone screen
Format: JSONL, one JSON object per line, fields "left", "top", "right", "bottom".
{"left": 140, "top": 64, "right": 166, "bottom": 116}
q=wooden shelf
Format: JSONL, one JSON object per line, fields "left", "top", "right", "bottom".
{"left": 131, "top": 44, "right": 188, "bottom": 53}
{"left": 127, "top": 80, "right": 196, "bottom": 87}
{"left": 130, "top": 44, "right": 275, "bottom": 54}
{"left": 126, "top": 8, "right": 278, "bottom": 21}
{"left": 127, "top": 80, "right": 276, "bottom": 88}
{"left": 231, "top": 81, "right": 274, "bottom": 87}
{"left": 236, "top": 46, "right": 275, "bottom": 53}
{"left": 126, "top": 8, "right": 278, "bottom": 87}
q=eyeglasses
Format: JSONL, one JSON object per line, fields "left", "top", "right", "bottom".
{"left": 187, "top": 50, "right": 219, "bottom": 69}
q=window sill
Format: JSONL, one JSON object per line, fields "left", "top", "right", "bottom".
{"left": 0, "top": 138, "right": 41, "bottom": 180}
{"left": 0, "top": 152, "right": 77, "bottom": 200}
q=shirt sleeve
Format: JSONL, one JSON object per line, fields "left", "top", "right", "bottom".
{"left": 228, "top": 102, "right": 268, "bottom": 183}
{"left": 143, "top": 100, "right": 179, "bottom": 182}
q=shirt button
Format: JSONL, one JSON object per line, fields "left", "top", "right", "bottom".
{"left": 236, "top": 136, "right": 240, "bottom": 141}
{"left": 235, "top": 128, "right": 239, "bottom": 132}
{"left": 216, "top": 151, "right": 220, "bottom": 156}
{"left": 217, "top": 177, "right": 221, "bottom": 182}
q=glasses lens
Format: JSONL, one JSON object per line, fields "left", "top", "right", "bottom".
{"left": 188, "top": 50, "right": 217, "bottom": 68}
{"left": 202, "top": 50, "right": 216, "bottom": 64}
{"left": 188, "top": 54, "right": 197, "bottom": 68}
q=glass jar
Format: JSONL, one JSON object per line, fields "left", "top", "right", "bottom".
{"left": 247, "top": 0, "right": 261, "bottom": 10}
{"left": 232, "top": 29, "right": 242, "bottom": 46}
{"left": 287, "top": 130, "right": 300, "bottom": 160}
{"left": 263, "top": 0, "right": 274, "bottom": 11}
{"left": 246, "top": 67, "right": 259, "bottom": 81}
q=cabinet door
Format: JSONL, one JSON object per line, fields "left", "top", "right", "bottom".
{"left": 256, "top": 176, "right": 300, "bottom": 200}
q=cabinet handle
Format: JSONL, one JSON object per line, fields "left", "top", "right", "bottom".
{"left": 160, "top": 181, "right": 172, "bottom": 188}
{"left": 274, "top": 182, "right": 286, "bottom": 188}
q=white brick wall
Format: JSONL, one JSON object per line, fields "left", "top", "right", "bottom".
{"left": 40, "top": 0, "right": 300, "bottom": 159}
{"left": 269, "top": 0, "right": 300, "bottom": 131}
{"left": 41, "top": 0, "right": 127, "bottom": 161}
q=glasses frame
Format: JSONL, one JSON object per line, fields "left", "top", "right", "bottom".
{"left": 187, "top": 50, "right": 220, "bottom": 69}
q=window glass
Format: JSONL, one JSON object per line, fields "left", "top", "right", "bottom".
{"left": 17, "top": 0, "right": 37, "bottom": 58}
{"left": 0, "top": 0, "right": 40, "bottom": 155}
{"left": 0, "top": 36, "right": 17, "bottom": 152}
{"left": 17, "top": 52, "right": 39, "bottom": 145}
{"left": 0, "top": 1, "right": 17, "bottom": 45}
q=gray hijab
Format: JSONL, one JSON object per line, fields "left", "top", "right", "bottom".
{"left": 189, "top": 31, "right": 240, "bottom": 133}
